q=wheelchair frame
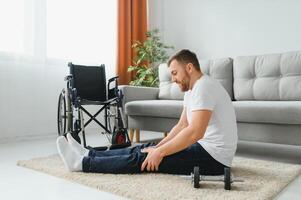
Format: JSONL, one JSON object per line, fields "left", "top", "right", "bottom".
{"left": 57, "top": 63, "right": 131, "bottom": 150}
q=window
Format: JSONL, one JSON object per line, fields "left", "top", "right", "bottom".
{"left": 0, "top": 0, "right": 117, "bottom": 76}
{"left": 0, "top": 0, "right": 26, "bottom": 54}
{"left": 47, "top": 0, "right": 117, "bottom": 69}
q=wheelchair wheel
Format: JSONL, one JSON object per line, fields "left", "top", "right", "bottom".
{"left": 57, "top": 89, "right": 67, "bottom": 136}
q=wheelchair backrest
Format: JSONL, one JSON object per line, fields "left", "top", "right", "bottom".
{"left": 69, "top": 63, "right": 107, "bottom": 102}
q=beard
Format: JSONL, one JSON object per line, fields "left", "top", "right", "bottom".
{"left": 178, "top": 78, "right": 190, "bottom": 92}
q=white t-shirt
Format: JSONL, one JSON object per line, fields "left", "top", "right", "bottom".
{"left": 184, "top": 75, "right": 237, "bottom": 167}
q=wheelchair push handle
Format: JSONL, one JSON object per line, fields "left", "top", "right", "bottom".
{"left": 64, "top": 74, "right": 73, "bottom": 81}
{"left": 108, "top": 76, "right": 120, "bottom": 99}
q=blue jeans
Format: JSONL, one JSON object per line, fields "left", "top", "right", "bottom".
{"left": 82, "top": 142, "right": 225, "bottom": 175}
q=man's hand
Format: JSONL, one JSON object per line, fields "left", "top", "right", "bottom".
{"left": 141, "top": 146, "right": 156, "bottom": 151}
{"left": 141, "top": 148, "right": 164, "bottom": 172}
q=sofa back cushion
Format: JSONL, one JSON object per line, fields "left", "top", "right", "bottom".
{"left": 158, "top": 63, "right": 184, "bottom": 100}
{"left": 158, "top": 57, "right": 234, "bottom": 100}
{"left": 233, "top": 51, "right": 301, "bottom": 100}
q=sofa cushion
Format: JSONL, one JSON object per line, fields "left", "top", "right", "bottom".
{"left": 233, "top": 51, "right": 301, "bottom": 100}
{"left": 158, "top": 57, "right": 234, "bottom": 100}
{"left": 125, "top": 100, "right": 183, "bottom": 118}
{"left": 199, "top": 58, "right": 234, "bottom": 100}
{"left": 158, "top": 63, "right": 184, "bottom": 100}
{"left": 233, "top": 101, "right": 301, "bottom": 124}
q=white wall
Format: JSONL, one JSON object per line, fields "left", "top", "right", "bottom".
{"left": 0, "top": 57, "right": 106, "bottom": 142}
{"left": 0, "top": 57, "right": 66, "bottom": 141}
{"left": 148, "top": 0, "right": 301, "bottom": 59}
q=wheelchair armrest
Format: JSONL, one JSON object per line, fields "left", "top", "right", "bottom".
{"left": 108, "top": 76, "right": 119, "bottom": 83}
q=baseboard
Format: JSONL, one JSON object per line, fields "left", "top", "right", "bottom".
{"left": 0, "top": 127, "right": 102, "bottom": 144}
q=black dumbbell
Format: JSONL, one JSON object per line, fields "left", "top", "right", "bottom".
{"left": 192, "top": 166, "right": 243, "bottom": 190}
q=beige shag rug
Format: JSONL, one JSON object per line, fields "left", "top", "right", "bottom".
{"left": 17, "top": 155, "right": 301, "bottom": 200}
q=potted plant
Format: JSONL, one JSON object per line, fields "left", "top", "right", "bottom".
{"left": 128, "top": 29, "right": 173, "bottom": 87}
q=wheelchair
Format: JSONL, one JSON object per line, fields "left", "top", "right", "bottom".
{"left": 57, "top": 62, "right": 131, "bottom": 150}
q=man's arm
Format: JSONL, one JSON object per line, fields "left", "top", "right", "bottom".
{"left": 157, "top": 110, "right": 212, "bottom": 157}
{"left": 141, "top": 109, "right": 212, "bottom": 171}
{"left": 155, "top": 107, "right": 188, "bottom": 148}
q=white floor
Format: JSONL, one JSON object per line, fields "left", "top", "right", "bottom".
{"left": 0, "top": 131, "right": 300, "bottom": 200}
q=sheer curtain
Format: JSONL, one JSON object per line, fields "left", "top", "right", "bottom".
{"left": 0, "top": 0, "right": 117, "bottom": 73}
{"left": 47, "top": 0, "right": 117, "bottom": 78}
{"left": 0, "top": 0, "right": 117, "bottom": 140}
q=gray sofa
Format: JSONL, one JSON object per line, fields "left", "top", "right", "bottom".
{"left": 120, "top": 51, "right": 301, "bottom": 146}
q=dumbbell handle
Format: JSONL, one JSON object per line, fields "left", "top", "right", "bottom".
{"left": 200, "top": 175, "right": 224, "bottom": 181}
{"left": 200, "top": 175, "right": 244, "bottom": 182}
{"left": 180, "top": 175, "right": 244, "bottom": 182}
{"left": 179, "top": 174, "right": 225, "bottom": 180}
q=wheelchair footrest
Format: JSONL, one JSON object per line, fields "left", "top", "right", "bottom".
{"left": 109, "top": 142, "right": 131, "bottom": 150}
{"left": 86, "top": 142, "right": 131, "bottom": 151}
{"left": 87, "top": 146, "right": 109, "bottom": 151}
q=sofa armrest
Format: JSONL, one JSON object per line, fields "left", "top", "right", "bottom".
{"left": 119, "top": 85, "right": 159, "bottom": 104}
{"left": 118, "top": 85, "right": 159, "bottom": 129}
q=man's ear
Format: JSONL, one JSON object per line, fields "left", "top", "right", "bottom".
{"left": 186, "top": 63, "right": 194, "bottom": 73}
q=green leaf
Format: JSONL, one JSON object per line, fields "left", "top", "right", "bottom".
{"left": 128, "top": 28, "right": 173, "bottom": 87}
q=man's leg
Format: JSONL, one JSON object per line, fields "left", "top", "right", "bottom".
{"left": 82, "top": 143, "right": 156, "bottom": 174}
{"left": 58, "top": 136, "right": 150, "bottom": 173}
{"left": 82, "top": 149, "right": 148, "bottom": 174}
{"left": 67, "top": 132, "right": 155, "bottom": 158}
{"left": 157, "top": 143, "right": 225, "bottom": 175}
{"left": 88, "top": 142, "right": 155, "bottom": 158}
{"left": 60, "top": 135, "right": 223, "bottom": 175}
{"left": 83, "top": 142, "right": 224, "bottom": 175}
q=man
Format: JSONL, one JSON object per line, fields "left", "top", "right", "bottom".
{"left": 57, "top": 49, "right": 237, "bottom": 175}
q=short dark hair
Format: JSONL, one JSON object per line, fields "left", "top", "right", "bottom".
{"left": 167, "top": 49, "right": 200, "bottom": 71}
